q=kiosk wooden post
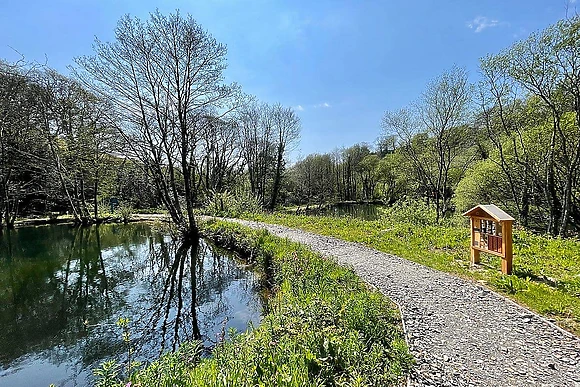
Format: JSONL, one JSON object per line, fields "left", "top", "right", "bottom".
{"left": 463, "top": 204, "right": 514, "bottom": 275}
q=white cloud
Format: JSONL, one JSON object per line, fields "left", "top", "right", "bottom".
{"left": 314, "top": 102, "right": 331, "bottom": 108}
{"left": 467, "top": 16, "right": 500, "bottom": 33}
{"left": 295, "top": 105, "right": 304, "bottom": 111}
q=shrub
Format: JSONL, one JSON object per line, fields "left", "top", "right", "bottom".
{"left": 204, "top": 190, "right": 263, "bottom": 217}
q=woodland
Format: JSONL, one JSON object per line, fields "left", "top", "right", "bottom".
{"left": 2, "top": 13, "right": 580, "bottom": 237}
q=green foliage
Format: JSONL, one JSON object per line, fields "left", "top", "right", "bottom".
{"left": 246, "top": 211, "right": 580, "bottom": 335}
{"left": 118, "top": 203, "right": 133, "bottom": 223}
{"left": 104, "top": 221, "right": 412, "bottom": 386}
{"left": 93, "top": 360, "right": 122, "bottom": 387}
{"left": 203, "top": 189, "right": 263, "bottom": 217}
{"left": 380, "top": 199, "right": 438, "bottom": 226}
{"left": 97, "top": 200, "right": 112, "bottom": 218}
{"left": 96, "top": 200, "right": 133, "bottom": 223}
{"left": 494, "top": 276, "right": 530, "bottom": 295}
{"left": 453, "top": 159, "right": 507, "bottom": 213}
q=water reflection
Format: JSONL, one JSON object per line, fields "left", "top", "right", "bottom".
{"left": 0, "top": 224, "right": 262, "bottom": 387}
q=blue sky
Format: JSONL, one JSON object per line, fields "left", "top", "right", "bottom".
{"left": 0, "top": 0, "right": 574, "bottom": 159}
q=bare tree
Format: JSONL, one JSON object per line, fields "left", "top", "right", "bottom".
{"left": 381, "top": 108, "right": 431, "bottom": 200}
{"left": 268, "top": 103, "right": 301, "bottom": 211}
{"left": 238, "top": 102, "right": 275, "bottom": 205}
{"left": 194, "top": 114, "right": 244, "bottom": 195}
{"left": 75, "top": 11, "right": 238, "bottom": 239}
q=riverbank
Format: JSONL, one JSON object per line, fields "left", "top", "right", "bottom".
{"left": 95, "top": 219, "right": 412, "bottom": 386}
{"left": 12, "top": 213, "right": 170, "bottom": 228}
{"left": 227, "top": 218, "right": 580, "bottom": 386}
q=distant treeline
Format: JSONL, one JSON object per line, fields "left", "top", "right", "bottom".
{"left": 290, "top": 17, "right": 580, "bottom": 237}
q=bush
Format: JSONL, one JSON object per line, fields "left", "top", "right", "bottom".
{"left": 118, "top": 203, "right": 133, "bottom": 223}
{"left": 204, "top": 190, "right": 263, "bottom": 217}
{"left": 380, "top": 199, "right": 438, "bottom": 226}
{"left": 453, "top": 159, "right": 513, "bottom": 214}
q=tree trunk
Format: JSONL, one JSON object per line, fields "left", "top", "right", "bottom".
{"left": 269, "top": 144, "right": 284, "bottom": 211}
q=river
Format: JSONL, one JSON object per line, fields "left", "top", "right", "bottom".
{"left": 0, "top": 223, "right": 263, "bottom": 386}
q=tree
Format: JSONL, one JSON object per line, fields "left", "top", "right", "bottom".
{"left": 291, "top": 153, "right": 335, "bottom": 206}
{"left": 76, "top": 10, "right": 238, "bottom": 239}
{"left": 0, "top": 61, "right": 47, "bottom": 227}
{"left": 383, "top": 67, "right": 475, "bottom": 221}
{"left": 478, "top": 16, "right": 580, "bottom": 235}
{"left": 195, "top": 115, "right": 243, "bottom": 196}
{"left": 268, "top": 103, "right": 301, "bottom": 211}
{"left": 359, "top": 154, "right": 380, "bottom": 200}
{"left": 333, "top": 144, "right": 371, "bottom": 201}
{"left": 238, "top": 102, "right": 276, "bottom": 206}
{"left": 239, "top": 102, "right": 300, "bottom": 210}
{"left": 418, "top": 66, "right": 474, "bottom": 221}
{"left": 40, "top": 70, "right": 118, "bottom": 224}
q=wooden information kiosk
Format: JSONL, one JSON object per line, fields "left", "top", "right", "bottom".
{"left": 463, "top": 204, "right": 514, "bottom": 275}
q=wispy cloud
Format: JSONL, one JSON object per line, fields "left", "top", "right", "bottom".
{"left": 293, "top": 102, "right": 331, "bottom": 111}
{"left": 467, "top": 16, "right": 500, "bottom": 33}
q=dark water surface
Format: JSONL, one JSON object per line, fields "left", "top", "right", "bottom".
{"left": 0, "top": 223, "right": 263, "bottom": 387}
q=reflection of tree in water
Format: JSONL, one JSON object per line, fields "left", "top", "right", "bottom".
{"left": 0, "top": 224, "right": 262, "bottom": 386}
{"left": 133, "top": 238, "right": 261, "bottom": 356}
{"left": 0, "top": 226, "right": 113, "bottom": 366}
{"left": 0, "top": 224, "right": 150, "bottom": 376}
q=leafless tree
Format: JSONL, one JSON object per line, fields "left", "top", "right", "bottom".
{"left": 417, "top": 66, "right": 474, "bottom": 221}
{"left": 268, "top": 103, "right": 301, "bottom": 210}
{"left": 75, "top": 10, "right": 238, "bottom": 239}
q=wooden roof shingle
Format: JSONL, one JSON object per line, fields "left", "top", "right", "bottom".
{"left": 462, "top": 204, "right": 515, "bottom": 222}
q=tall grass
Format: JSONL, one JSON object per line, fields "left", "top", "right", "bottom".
{"left": 95, "top": 220, "right": 412, "bottom": 386}
{"left": 246, "top": 202, "right": 580, "bottom": 335}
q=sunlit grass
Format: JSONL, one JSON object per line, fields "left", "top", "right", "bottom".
{"left": 245, "top": 208, "right": 580, "bottom": 335}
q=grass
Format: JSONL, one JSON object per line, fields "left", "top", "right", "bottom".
{"left": 244, "top": 204, "right": 580, "bottom": 336}
{"left": 95, "top": 220, "right": 413, "bottom": 387}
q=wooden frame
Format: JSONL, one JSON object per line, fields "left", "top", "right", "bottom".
{"left": 463, "top": 205, "right": 514, "bottom": 275}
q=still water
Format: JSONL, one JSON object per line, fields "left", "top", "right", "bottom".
{"left": 0, "top": 223, "right": 263, "bottom": 387}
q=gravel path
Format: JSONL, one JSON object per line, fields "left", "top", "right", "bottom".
{"left": 226, "top": 219, "right": 580, "bottom": 387}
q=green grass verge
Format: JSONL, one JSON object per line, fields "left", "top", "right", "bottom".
{"left": 243, "top": 211, "right": 580, "bottom": 336}
{"left": 96, "top": 220, "right": 413, "bottom": 387}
